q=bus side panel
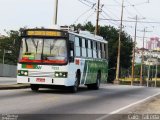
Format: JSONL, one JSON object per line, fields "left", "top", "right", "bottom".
{"left": 101, "top": 60, "right": 108, "bottom": 83}
{"left": 68, "top": 59, "right": 86, "bottom": 85}
{"left": 81, "top": 60, "right": 96, "bottom": 84}
{"left": 84, "top": 60, "right": 108, "bottom": 84}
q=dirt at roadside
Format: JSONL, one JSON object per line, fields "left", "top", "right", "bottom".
{"left": 130, "top": 95, "right": 160, "bottom": 114}
{"left": 104, "top": 95, "right": 160, "bottom": 120}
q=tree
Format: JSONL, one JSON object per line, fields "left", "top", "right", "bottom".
{"left": 0, "top": 30, "right": 21, "bottom": 65}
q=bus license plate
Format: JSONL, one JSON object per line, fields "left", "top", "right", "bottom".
{"left": 36, "top": 78, "right": 45, "bottom": 82}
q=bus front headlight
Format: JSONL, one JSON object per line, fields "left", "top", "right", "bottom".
{"left": 54, "top": 72, "right": 68, "bottom": 78}
{"left": 18, "top": 70, "right": 28, "bottom": 76}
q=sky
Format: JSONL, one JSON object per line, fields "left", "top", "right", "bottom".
{"left": 0, "top": 0, "right": 160, "bottom": 47}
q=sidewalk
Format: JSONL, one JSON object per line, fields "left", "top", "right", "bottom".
{"left": 0, "top": 77, "right": 30, "bottom": 90}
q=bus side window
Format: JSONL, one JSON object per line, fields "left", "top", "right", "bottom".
{"left": 104, "top": 44, "right": 107, "bottom": 59}
{"left": 85, "top": 39, "right": 88, "bottom": 57}
{"left": 82, "top": 38, "right": 86, "bottom": 57}
{"left": 88, "top": 40, "right": 92, "bottom": 58}
{"left": 75, "top": 37, "right": 81, "bottom": 57}
{"left": 100, "top": 43, "right": 103, "bottom": 58}
{"left": 93, "top": 41, "right": 97, "bottom": 58}
{"left": 105, "top": 43, "right": 108, "bottom": 59}
{"left": 100, "top": 43, "right": 102, "bottom": 58}
{"left": 91, "top": 40, "right": 93, "bottom": 58}
{"left": 97, "top": 42, "right": 101, "bottom": 58}
{"left": 96, "top": 42, "right": 101, "bottom": 58}
{"left": 102, "top": 43, "right": 105, "bottom": 59}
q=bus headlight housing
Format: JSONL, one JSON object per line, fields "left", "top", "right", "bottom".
{"left": 18, "top": 70, "right": 28, "bottom": 76}
{"left": 54, "top": 72, "right": 68, "bottom": 78}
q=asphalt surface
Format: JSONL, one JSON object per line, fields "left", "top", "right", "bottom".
{"left": 0, "top": 77, "right": 30, "bottom": 90}
{"left": 0, "top": 77, "right": 17, "bottom": 85}
{"left": 0, "top": 84, "right": 160, "bottom": 120}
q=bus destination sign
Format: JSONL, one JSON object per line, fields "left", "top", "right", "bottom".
{"left": 27, "top": 30, "right": 62, "bottom": 37}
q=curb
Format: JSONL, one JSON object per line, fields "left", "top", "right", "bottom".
{"left": 0, "top": 84, "right": 30, "bottom": 90}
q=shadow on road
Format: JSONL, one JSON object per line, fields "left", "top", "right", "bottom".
{"left": 36, "top": 86, "right": 92, "bottom": 94}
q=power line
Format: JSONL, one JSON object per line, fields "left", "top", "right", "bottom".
{"left": 83, "top": 0, "right": 96, "bottom": 4}
{"left": 102, "top": 6, "right": 120, "bottom": 20}
{"left": 125, "top": 0, "right": 146, "bottom": 18}
{"left": 102, "top": 4, "right": 120, "bottom": 7}
{"left": 83, "top": 11, "right": 95, "bottom": 24}
{"left": 100, "top": 12, "right": 119, "bottom": 26}
{"left": 126, "top": 1, "right": 150, "bottom": 7}
{"left": 99, "top": 18, "right": 160, "bottom": 24}
{"left": 77, "top": 0, "right": 93, "bottom": 7}
{"left": 73, "top": 4, "right": 96, "bottom": 24}
{"left": 101, "top": 10, "right": 119, "bottom": 26}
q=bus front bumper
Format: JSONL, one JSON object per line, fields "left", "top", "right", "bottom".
{"left": 17, "top": 76, "right": 74, "bottom": 86}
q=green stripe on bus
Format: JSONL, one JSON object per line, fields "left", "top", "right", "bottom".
{"left": 81, "top": 60, "right": 108, "bottom": 84}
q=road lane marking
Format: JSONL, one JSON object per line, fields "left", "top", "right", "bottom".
{"left": 96, "top": 91, "right": 160, "bottom": 120}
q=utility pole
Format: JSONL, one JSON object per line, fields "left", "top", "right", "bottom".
{"left": 115, "top": 0, "right": 124, "bottom": 83}
{"left": 53, "top": 0, "right": 58, "bottom": 25}
{"left": 140, "top": 28, "right": 146, "bottom": 86}
{"left": 139, "top": 28, "right": 152, "bottom": 86}
{"left": 147, "top": 50, "right": 152, "bottom": 87}
{"left": 155, "top": 59, "right": 158, "bottom": 87}
{"left": 95, "top": 0, "right": 100, "bottom": 35}
{"left": 131, "top": 15, "right": 138, "bottom": 85}
{"left": 2, "top": 49, "right": 5, "bottom": 64}
{"left": 129, "top": 16, "right": 145, "bottom": 85}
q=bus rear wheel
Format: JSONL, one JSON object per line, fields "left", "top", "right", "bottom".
{"left": 87, "top": 72, "right": 101, "bottom": 90}
{"left": 93, "top": 77, "right": 100, "bottom": 90}
{"left": 31, "top": 84, "right": 39, "bottom": 91}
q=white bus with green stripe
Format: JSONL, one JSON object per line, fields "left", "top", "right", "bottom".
{"left": 17, "top": 28, "right": 108, "bottom": 92}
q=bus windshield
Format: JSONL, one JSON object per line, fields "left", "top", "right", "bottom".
{"left": 19, "top": 38, "right": 67, "bottom": 64}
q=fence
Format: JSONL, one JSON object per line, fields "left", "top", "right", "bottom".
{"left": 0, "top": 64, "right": 17, "bottom": 77}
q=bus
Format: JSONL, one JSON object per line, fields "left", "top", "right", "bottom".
{"left": 17, "top": 28, "right": 108, "bottom": 93}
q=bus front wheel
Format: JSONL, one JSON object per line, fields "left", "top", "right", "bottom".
{"left": 70, "top": 78, "right": 78, "bottom": 93}
{"left": 31, "top": 84, "right": 39, "bottom": 91}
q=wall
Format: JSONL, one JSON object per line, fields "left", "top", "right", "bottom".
{"left": 0, "top": 64, "right": 17, "bottom": 77}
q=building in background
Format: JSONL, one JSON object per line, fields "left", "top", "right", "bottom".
{"left": 146, "top": 37, "right": 160, "bottom": 51}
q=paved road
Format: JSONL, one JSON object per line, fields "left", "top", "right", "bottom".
{"left": 0, "top": 77, "right": 17, "bottom": 85}
{"left": 0, "top": 84, "right": 160, "bottom": 120}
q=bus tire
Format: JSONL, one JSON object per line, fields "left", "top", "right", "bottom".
{"left": 31, "top": 84, "right": 39, "bottom": 91}
{"left": 76, "top": 69, "right": 81, "bottom": 86}
{"left": 70, "top": 78, "right": 78, "bottom": 93}
{"left": 87, "top": 72, "right": 101, "bottom": 90}
{"left": 93, "top": 76, "right": 100, "bottom": 90}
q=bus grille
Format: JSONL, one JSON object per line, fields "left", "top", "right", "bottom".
{"left": 28, "top": 71, "right": 54, "bottom": 77}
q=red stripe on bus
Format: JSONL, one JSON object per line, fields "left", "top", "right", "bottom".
{"left": 19, "top": 59, "right": 66, "bottom": 64}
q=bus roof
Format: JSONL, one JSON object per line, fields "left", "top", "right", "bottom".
{"left": 21, "top": 28, "right": 107, "bottom": 44}
{"left": 69, "top": 31, "right": 108, "bottom": 44}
